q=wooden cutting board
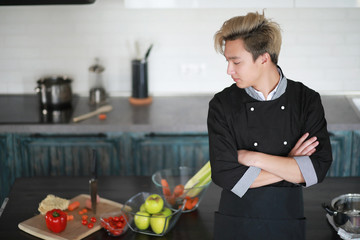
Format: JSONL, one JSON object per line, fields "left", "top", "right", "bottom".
{"left": 18, "top": 194, "right": 125, "bottom": 240}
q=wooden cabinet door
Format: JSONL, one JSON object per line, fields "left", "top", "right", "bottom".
{"left": 129, "top": 133, "right": 209, "bottom": 176}
{"left": 328, "top": 131, "right": 353, "bottom": 177}
{"left": 13, "top": 133, "right": 125, "bottom": 177}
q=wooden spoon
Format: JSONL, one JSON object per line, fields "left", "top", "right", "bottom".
{"left": 73, "top": 105, "right": 113, "bottom": 123}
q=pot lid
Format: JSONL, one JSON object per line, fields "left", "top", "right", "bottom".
{"left": 37, "top": 75, "right": 72, "bottom": 84}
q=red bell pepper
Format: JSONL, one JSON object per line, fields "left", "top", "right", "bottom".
{"left": 45, "top": 209, "right": 67, "bottom": 233}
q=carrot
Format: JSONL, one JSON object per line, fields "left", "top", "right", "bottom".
{"left": 191, "top": 197, "right": 199, "bottom": 208}
{"left": 161, "top": 179, "right": 171, "bottom": 196}
{"left": 68, "top": 201, "right": 80, "bottom": 211}
{"left": 67, "top": 214, "right": 74, "bottom": 221}
{"left": 164, "top": 191, "right": 176, "bottom": 205}
{"left": 185, "top": 198, "right": 193, "bottom": 210}
{"left": 98, "top": 114, "right": 107, "bottom": 120}
{"left": 173, "top": 184, "right": 184, "bottom": 197}
{"left": 183, "top": 196, "right": 199, "bottom": 210}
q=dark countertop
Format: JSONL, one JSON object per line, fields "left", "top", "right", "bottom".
{"left": 0, "top": 176, "right": 359, "bottom": 240}
{"left": 0, "top": 94, "right": 359, "bottom": 133}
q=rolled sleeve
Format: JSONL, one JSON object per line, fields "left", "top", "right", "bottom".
{"left": 294, "top": 156, "right": 318, "bottom": 187}
{"left": 231, "top": 166, "right": 261, "bottom": 197}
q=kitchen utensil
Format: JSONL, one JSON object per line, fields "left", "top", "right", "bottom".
{"left": 131, "top": 59, "right": 148, "bottom": 99}
{"left": 18, "top": 194, "right": 125, "bottom": 240}
{"left": 35, "top": 75, "right": 72, "bottom": 109}
{"left": 89, "top": 58, "right": 106, "bottom": 105}
{"left": 322, "top": 193, "right": 360, "bottom": 234}
{"left": 143, "top": 44, "right": 153, "bottom": 63}
{"left": 89, "top": 149, "right": 98, "bottom": 214}
{"left": 72, "top": 105, "right": 113, "bottom": 123}
{"left": 89, "top": 87, "right": 106, "bottom": 105}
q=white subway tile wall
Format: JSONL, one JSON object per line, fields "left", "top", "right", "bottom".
{"left": 0, "top": 1, "right": 359, "bottom": 96}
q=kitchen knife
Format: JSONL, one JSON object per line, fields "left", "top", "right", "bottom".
{"left": 89, "top": 149, "right": 98, "bottom": 214}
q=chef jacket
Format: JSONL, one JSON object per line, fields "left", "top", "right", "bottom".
{"left": 207, "top": 69, "right": 333, "bottom": 198}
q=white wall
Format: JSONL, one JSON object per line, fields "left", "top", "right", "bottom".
{"left": 0, "top": 0, "right": 359, "bottom": 96}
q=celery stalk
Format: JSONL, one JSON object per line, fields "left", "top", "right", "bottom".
{"left": 184, "top": 161, "right": 211, "bottom": 189}
{"left": 184, "top": 161, "right": 212, "bottom": 198}
{"left": 185, "top": 172, "right": 212, "bottom": 198}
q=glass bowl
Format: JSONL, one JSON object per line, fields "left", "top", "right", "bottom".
{"left": 152, "top": 166, "right": 211, "bottom": 213}
{"left": 100, "top": 210, "right": 131, "bottom": 236}
{"left": 121, "top": 192, "right": 184, "bottom": 236}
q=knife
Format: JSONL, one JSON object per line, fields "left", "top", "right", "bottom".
{"left": 89, "top": 149, "right": 98, "bottom": 214}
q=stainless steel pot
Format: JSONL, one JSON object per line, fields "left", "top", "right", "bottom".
{"left": 323, "top": 193, "right": 360, "bottom": 234}
{"left": 35, "top": 76, "right": 72, "bottom": 109}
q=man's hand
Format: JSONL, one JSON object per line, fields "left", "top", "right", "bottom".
{"left": 288, "top": 132, "right": 319, "bottom": 157}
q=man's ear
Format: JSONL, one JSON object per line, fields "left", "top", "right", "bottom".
{"left": 260, "top": 52, "right": 271, "bottom": 64}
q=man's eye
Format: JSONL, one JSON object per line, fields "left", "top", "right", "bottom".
{"left": 234, "top": 62, "right": 240, "bottom": 65}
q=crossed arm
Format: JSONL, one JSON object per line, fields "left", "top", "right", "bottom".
{"left": 238, "top": 133, "right": 319, "bottom": 188}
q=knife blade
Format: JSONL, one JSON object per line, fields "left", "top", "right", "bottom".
{"left": 89, "top": 149, "right": 98, "bottom": 214}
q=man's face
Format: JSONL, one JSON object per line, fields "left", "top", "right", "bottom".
{"left": 224, "top": 39, "right": 263, "bottom": 89}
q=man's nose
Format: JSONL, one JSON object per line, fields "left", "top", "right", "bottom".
{"left": 227, "top": 63, "right": 235, "bottom": 75}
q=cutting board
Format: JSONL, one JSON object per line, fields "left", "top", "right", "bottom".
{"left": 18, "top": 194, "right": 125, "bottom": 240}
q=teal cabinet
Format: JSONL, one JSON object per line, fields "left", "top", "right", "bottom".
{"left": 1, "top": 130, "right": 359, "bottom": 205}
{"left": 351, "top": 131, "right": 360, "bottom": 176}
{"left": 129, "top": 133, "right": 209, "bottom": 176}
{"left": 0, "top": 134, "right": 13, "bottom": 204}
{"left": 13, "top": 133, "right": 126, "bottom": 178}
{"left": 328, "top": 131, "right": 353, "bottom": 177}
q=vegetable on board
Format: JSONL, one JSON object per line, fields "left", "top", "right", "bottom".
{"left": 45, "top": 209, "right": 67, "bottom": 233}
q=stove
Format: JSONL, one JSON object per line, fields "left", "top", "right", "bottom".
{"left": 0, "top": 94, "right": 78, "bottom": 124}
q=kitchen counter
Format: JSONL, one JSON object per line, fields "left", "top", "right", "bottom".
{"left": 0, "top": 94, "right": 360, "bottom": 133}
{"left": 0, "top": 176, "right": 359, "bottom": 240}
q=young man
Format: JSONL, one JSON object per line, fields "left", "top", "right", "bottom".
{"left": 207, "top": 12, "right": 332, "bottom": 239}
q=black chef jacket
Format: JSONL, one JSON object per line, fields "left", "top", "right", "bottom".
{"left": 207, "top": 79, "right": 333, "bottom": 239}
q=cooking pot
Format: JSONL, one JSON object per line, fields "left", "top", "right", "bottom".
{"left": 35, "top": 76, "right": 72, "bottom": 109}
{"left": 322, "top": 193, "right": 360, "bottom": 234}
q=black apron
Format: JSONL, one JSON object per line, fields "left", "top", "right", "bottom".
{"left": 214, "top": 187, "right": 305, "bottom": 240}
{"left": 214, "top": 93, "right": 306, "bottom": 240}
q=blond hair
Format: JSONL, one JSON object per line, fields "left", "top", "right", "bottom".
{"left": 214, "top": 12, "right": 282, "bottom": 64}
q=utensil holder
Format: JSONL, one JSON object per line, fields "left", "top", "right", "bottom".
{"left": 129, "top": 59, "right": 152, "bottom": 105}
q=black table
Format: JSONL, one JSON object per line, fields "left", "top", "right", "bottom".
{"left": 0, "top": 176, "right": 359, "bottom": 240}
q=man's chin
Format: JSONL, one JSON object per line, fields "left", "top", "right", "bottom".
{"left": 235, "top": 82, "right": 247, "bottom": 89}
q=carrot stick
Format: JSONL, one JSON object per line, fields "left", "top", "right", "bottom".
{"left": 161, "top": 179, "right": 171, "bottom": 196}
{"left": 173, "top": 184, "right": 184, "bottom": 197}
{"left": 68, "top": 201, "right": 80, "bottom": 211}
{"left": 191, "top": 197, "right": 199, "bottom": 208}
{"left": 185, "top": 198, "right": 193, "bottom": 210}
{"left": 165, "top": 194, "right": 176, "bottom": 205}
{"left": 67, "top": 214, "right": 74, "bottom": 221}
